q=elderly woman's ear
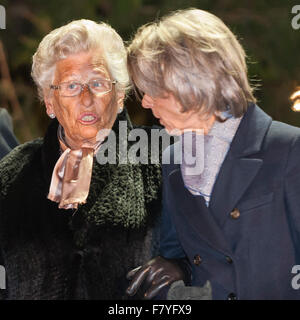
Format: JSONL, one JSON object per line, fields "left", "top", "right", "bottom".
{"left": 44, "top": 96, "right": 55, "bottom": 119}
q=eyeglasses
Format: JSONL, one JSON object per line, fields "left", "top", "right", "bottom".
{"left": 50, "top": 78, "right": 117, "bottom": 97}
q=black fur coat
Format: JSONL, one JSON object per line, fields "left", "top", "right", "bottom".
{"left": 0, "top": 109, "right": 162, "bottom": 300}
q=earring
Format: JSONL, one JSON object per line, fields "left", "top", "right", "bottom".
{"left": 49, "top": 113, "right": 56, "bottom": 119}
{"left": 118, "top": 107, "right": 123, "bottom": 114}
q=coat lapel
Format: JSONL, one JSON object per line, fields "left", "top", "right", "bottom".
{"left": 209, "top": 104, "right": 272, "bottom": 226}
{"left": 168, "top": 166, "right": 233, "bottom": 255}
{"left": 208, "top": 156, "right": 263, "bottom": 227}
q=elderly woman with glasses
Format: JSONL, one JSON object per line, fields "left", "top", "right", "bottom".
{"left": 0, "top": 19, "right": 162, "bottom": 300}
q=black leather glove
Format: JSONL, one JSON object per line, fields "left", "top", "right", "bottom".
{"left": 126, "top": 255, "right": 191, "bottom": 299}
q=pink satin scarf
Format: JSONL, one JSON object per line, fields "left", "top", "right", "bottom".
{"left": 48, "top": 126, "right": 102, "bottom": 210}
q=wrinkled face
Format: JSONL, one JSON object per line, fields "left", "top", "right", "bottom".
{"left": 141, "top": 93, "right": 215, "bottom": 134}
{"left": 45, "top": 50, "right": 123, "bottom": 148}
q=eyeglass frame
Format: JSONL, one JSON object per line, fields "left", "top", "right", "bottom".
{"left": 49, "top": 78, "right": 117, "bottom": 97}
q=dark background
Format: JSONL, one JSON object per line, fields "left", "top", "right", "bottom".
{"left": 0, "top": 0, "right": 299, "bottom": 143}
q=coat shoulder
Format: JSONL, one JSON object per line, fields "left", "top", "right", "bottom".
{"left": 0, "top": 138, "right": 43, "bottom": 198}
{"left": 269, "top": 120, "right": 300, "bottom": 141}
{"left": 0, "top": 108, "right": 13, "bottom": 132}
{"left": 263, "top": 120, "right": 300, "bottom": 162}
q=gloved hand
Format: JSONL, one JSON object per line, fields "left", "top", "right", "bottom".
{"left": 126, "top": 255, "right": 191, "bottom": 299}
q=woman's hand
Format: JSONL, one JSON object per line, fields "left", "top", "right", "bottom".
{"left": 126, "top": 256, "right": 190, "bottom": 299}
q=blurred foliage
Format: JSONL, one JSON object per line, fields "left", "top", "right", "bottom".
{"left": 0, "top": 0, "right": 299, "bottom": 142}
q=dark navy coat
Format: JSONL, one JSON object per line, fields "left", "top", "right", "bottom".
{"left": 0, "top": 108, "right": 18, "bottom": 160}
{"left": 159, "top": 104, "right": 300, "bottom": 300}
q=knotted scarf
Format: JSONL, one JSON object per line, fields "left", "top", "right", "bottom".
{"left": 48, "top": 125, "right": 104, "bottom": 209}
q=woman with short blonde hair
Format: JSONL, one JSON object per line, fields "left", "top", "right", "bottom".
{"left": 128, "top": 8, "right": 256, "bottom": 118}
{"left": 126, "top": 8, "right": 300, "bottom": 300}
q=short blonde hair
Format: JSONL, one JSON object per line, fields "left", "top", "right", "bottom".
{"left": 127, "top": 8, "right": 256, "bottom": 118}
{"left": 32, "top": 19, "right": 130, "bottom": 101}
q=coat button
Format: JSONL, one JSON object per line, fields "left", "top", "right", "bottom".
{"left": 193, "top": 254, "right": 202, "bottom": 266}
{"left": 230, "top": 208, "right": 240, "bottom": 219}
{"left": 225, "top": 256, "right": 233, "bottom": 264}
{"left": 227, "top": 293, "right": 237, "bottom": 300}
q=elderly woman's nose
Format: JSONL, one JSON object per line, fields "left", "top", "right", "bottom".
{"left": 80, "top": 85, "right": 93, "bottom": 107}
{"left": 142, "top": 94, "right": 154, "bottom": 109}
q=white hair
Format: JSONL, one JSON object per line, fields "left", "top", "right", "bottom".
{"left": 31, "top": 19, "right": 130, "bottom": 101}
